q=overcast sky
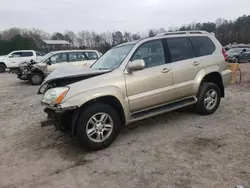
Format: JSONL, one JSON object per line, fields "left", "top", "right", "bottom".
{"left": 0, "top": 0, "right": 250, "bottom": 33}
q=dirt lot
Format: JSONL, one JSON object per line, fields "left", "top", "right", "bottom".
{"left": 0, "top": 65, "right": 250, "bottom": 188}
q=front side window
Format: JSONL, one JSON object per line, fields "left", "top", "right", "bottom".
{"left": 190, "top": 36, "right": 215, "bottom": 57}
{"left": 166, "top": 38, "right": 192, "bottom": 62}
{"left": 91, "top": 44, "right": 135, "bottom": 70}
{"left": 85, "top": 52, "right": 98, "bottom": 60}
{"left": 68, "top": 52, "right": 86, "bottom": 62}
{"left": 21, "top": 52, "right": 33, "bottom": 57}
{"left": 49, "top": 53, "right": 67, "bottom": 64}
{"left": 10, "top": 52, "right": 21, "bottom": 58}
{"left": 131, "top": 40, "right": 165, "bottom": 68}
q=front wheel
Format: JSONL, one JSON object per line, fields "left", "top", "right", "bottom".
{"left": 194, "top": 83, "right": 221, "bottom": 115}
{"left": 76, "top": 103, "right": 121, "bottom": 151}
{"left": 29, "top": 72, "right": 44, "bottom": 85}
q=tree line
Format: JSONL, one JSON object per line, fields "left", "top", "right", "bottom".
{"left": 0, "top": 15, "right": 250, "bottom": 55}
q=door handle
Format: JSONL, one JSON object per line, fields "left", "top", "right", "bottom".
{"left": 193, "top": 61, "right": 200, "bottom": 66}
{"left": 161, "top": 68, "right": 170, "bottom": 73}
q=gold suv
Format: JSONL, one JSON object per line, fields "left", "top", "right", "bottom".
{"left": 39, "top": 31, "right": 232, "bottom": 151}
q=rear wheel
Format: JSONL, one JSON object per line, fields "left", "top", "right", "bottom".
{"left": 194, "top": 82, "right": 221, "bottom": 115}
{"left": 0, "top": 63, "right": 6, "bottom": 73}
{"left": 29, "top": 72, "right": 44, "bottom": 85}
{"left": 76, "top": 103, "right": 121, "bottom": 151}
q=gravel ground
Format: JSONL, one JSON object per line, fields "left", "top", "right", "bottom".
{"left": 0, "top": 65, "right": 250, "bottom": 188}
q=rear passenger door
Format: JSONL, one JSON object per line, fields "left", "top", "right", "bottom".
{"left": 189, "top": 36, "right": 216, "bottom": 70}
{"left": 166, "top": 37, "right": 200, "bottom": 99}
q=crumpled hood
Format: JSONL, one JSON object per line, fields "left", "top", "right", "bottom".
{"left": 43, "top": 64, "right": 110, "bottom": 83}
{"left": 38, "top": 64, "right": 111, "bottom": 94}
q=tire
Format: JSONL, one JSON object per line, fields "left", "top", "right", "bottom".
{"left": 194, "top": 82, "right": 221, "bottom": 115}
{"left": 29, "top": 72, "right": 44, "bottom": 85}
{"left": 76, "top": 103, "right": 121, "bottom": 151}
{"left": 0, "top": 64, "right": 6, "bottom": 73}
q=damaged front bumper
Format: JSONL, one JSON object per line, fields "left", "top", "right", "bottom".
{"left": 41, "top": 103, "right": 80, "bottom": 134}
{"left": 15, "top": 67, "right": 31, "bottom": 80}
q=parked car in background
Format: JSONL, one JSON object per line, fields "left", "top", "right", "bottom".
{"left": 224, "top": 44, "right": 250, "bottom": 51}
{"left": 17, "top": 50, "right": 101, "bottom": 85}
{"left": 226, "top": 48, "right": 250, "bottom": 63}
{"left": 39, "top": 30, "right": 231, "bottom": 151}
{"left": 0, "top": 50, "right": 44, "bottom": 73}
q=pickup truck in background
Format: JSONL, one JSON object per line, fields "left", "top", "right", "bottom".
{"left": 0, "top": 50, "right": 44, "bottom": 73}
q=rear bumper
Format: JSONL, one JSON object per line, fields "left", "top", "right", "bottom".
{"left": 221, "top": 69, "right": 232, "bottom": 87}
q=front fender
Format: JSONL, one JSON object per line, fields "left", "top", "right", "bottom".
{"left": 61, "top": 85, "right": 130, "bottom": 124}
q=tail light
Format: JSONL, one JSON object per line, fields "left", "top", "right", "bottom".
{"left": 222, "top": 48, "right": 228, "bottom": 62}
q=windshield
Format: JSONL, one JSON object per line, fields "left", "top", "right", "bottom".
{"left": 91, "top": 44, "right": 135, "bottom": 70}
{"left": 39, "top": 52, "right": 54, "bottom": 63}
{"left": 227, "top": 48, "right": 243, "bottom": 53}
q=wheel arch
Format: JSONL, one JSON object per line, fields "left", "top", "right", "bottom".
{"left": 71, "top": 95, "right": 127, "bottom": 135}
{"left": 31, "top": 68, "right": 45, "bottom": 77}
{"left": 0, "top": 62, "right": 6, "bottom": 67}
{"left": 201, "top": 72, "right": 224, "bottom": 97}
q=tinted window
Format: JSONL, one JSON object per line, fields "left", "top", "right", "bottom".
{"left": 21, "top": 52, "right": 33, "bottom": 57}
{"left": 190, "top": 36, "right": 215, "bottom": 57}
{"left": 85, "top": 52, "right": 98, "bottom": 60}
{"left": 131, "top": 40, "right": 165, "bottom": 68}
{"left": 166, "top": 38, "right": 192, "bottom": 62}
{"left": 10, "top": 52, "right": 21, "bottom": 57}
{"left": 68, "top": 52, "right": 86, "bottom": 62}
{"left": 50, "top": 53, "right": 67, "bottom": 64}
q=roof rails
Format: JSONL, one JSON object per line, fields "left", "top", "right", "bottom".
{"left": 156, "top": 30, "right": 210, "bottom": 36}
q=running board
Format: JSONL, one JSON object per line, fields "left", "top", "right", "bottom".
{"left": 129, "top": 97, "right": 197, "bottom": 123}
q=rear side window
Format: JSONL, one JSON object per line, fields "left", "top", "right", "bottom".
{"left": 85, "top": 52, "right": 98, "bottom": 60}
{"left": 189, "top": 36, "right": 215, "bottom": 57}
{"left": 68, "top": 52, "right": 86, "bottom": 62}
{"left": 21, "top": 52, "right": 34, "bottom": 57}
{"left": 166, "top": 38, "right": 192, "bottom": 62}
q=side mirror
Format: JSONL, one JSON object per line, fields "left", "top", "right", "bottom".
{"left": 46, "top": 59, "right": 52, "bottom": 65}
{"left": 8, "top": 54, "right": 13, "bottom": 58}
{"left": 127, "top": 59, "right": 145, "bottom": 73}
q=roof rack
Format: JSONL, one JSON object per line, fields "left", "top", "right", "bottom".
{"left": 156, "top": 30, "right": 210, "bottom": 36}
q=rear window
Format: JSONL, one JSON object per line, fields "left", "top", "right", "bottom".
{"left": 190, "top": 36, "right": 215, "bottom": 57}
{"left": 21, "top": 52, "right": 34, "bottom": 57}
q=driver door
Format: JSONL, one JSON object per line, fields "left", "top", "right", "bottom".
{"left": 47, "top": 53, "right": 68, "bottom": 72}
{"left": 7, "top": 52, "right": 22, "bottom": 67}
{"left": 125, "top": 40, "right": 175, "bottom": 113}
